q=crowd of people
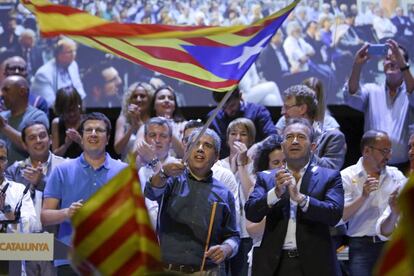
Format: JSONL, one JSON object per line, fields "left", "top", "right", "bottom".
{"left": 1, "top": 0, "right": 414, "bottom": 106}
{"left": 0, "top": 1, "right": 413, "bottom": 276}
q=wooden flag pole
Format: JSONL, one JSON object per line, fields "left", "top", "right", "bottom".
{"left": 183, "top": 86, "right": 237, "bottom": 164}
{"left": 200, "top": 202, "right": 218, "bottom": 273}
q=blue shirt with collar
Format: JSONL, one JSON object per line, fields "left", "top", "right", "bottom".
{"left": 145, "top": 169, "right": 240, "bottom": 267}
{"left": 207, "top": 101, "right": 277, "bottom": 158}
{"left": 43, "top": 152, "right": 127, "bottom": 266}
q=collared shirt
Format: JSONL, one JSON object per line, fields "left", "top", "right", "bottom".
{"left": 208, "top": 101, "right": 276, "bottom": 158}
{"left": 343, "top": 82, "right": 414, "bottom": 164}
{"left": 44, "top": 153, "right": 127, "bottom": 266}
{"left": 0, "top": 179, "right": 36, "bottom": 233}
{"left": 56, "top": 66, "right": 73, "bottom": 91}
{"left": 266, "top": 163, "right": 311, "bottom": 250}
{"left": 5, "top": 152, "right": 67, "bottom": 232}
{"left": 341, "top": 158, "right": 406, "bottom": 237}
{"left": 145, "top": 169, "right": 240, "bottom": 266}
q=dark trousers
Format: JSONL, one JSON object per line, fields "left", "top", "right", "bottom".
{"left": 348, "top": 237, "right": 385, "bottom": 276}
{"left": 227, "top": 237, "right": 252, "bottom": 276}
{"left": 274, "top": 251, "right": 304, "bottom": 276}
{"left": 57, "top": 265, "right": 78, "bottom": 276}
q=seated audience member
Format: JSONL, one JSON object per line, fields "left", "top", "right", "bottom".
{"left": 276, "top": 85, "right": 346, "bottom": 170}
{"left": 0, "top": 139, "right": 36, "bottom": 233}
{"left": 344, "top": 40, "right": 414, "bottom": 168}
{"left": 2, "top": 56, "right": 49, "bottom": 115}
{"left": 41, "top": 112, "right": 127, "bottom": 274}
{"left": 145, "top": 128, "right": 240, "bottom": 274}
{"left": 245, "top": 135, "right": 285, "bottom": 274}
{"left": 84, "top": 62, "right": 123, "bottom": 108}
{"left": 51, "top": 86, "right": 84, "bottom": 158}
{"left": 391, "top": 7, "right": 414, "bottom": 57}
{"left": 372, "top": 7, "right": 397, "bottom": 43}
{"left": 341, "top": 130, "right": 406, "bottom": 276}
{"left": 10, "top": 28, "right": 43, "bottom": 79}
{"left": 31, "top": 38, "right": 86, "bottom": 107}
{"left": 6, "top": 121, "right": 66, "bottom": 275}
{"left": 0, "top": 75, "right": 49, "bottom": 164}
{"left": 239, "top": 63, "right": 283, "bottom": 106}
{"left": 114, "top": 82, "right": 154, "bottom": 161}
{"left": 209, "top": 87, "right": 276, "bottom": 158}
{"left": 258, "top": 30, "right": 312, "bottom": 93}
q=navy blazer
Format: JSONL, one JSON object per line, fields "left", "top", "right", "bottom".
{"left": 245, "top": 164, "right": 344, "bottom": 276}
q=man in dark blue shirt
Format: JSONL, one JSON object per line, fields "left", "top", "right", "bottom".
{"left": 145, "top": 128, "right": 240, "bottom": 274}
{"left": 208, "top": 87, "right": 277, "bottom": 158}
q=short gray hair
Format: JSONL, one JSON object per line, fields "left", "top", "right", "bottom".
{"left": 144, "top": 117, "right": 172, "bottom": 137}
{"left": 186, "top": 128, "right": 221, "bottom": 155}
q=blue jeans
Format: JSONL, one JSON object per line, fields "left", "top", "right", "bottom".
{"left": 348, "top": 237, "right": 385, "bottom": 276}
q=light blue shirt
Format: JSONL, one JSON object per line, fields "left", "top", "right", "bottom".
{"left": 44, "top": 153, "right": 127, "bottom": 266}
{"left": 343, "top": 82, "right": 414, "bottom": 164}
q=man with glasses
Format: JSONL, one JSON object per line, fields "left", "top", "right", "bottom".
{"left": 245, "top": 118, "right": 344, "bottom": 275}
{"left": 340, "top": 130, "right": 406, "bottom": 276}
{"left": 2, "top": 55, "right": 49, "bottom": 115}
{"left": 276, "top": 85, "right": 346, "bottom": 170}
{"left": 41, "top": 112, "right": 127, "bottom": 275}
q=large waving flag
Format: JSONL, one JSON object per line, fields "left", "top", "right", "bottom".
{"left": 375, "top": 174, "right": 414, "bottom": 275}
{"left": 70, "top": 164, "right": 162, "bottom": 275}
{"left": 22, "top": 0, "right": 298, "bottom": 92}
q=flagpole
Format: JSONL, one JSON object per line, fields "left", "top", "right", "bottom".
{"left": 200, "top": 201, "right": 217, "bottom": 273}
{"left": 183, "top": 86, "right": 237, "bottom": 164}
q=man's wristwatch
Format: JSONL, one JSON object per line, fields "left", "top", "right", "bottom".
{"left": 1, "top": 204, "right": 12, "bottom": 214}
{"left": 400, "top": 63, "right": 410, "bottom": 72}
{"left": 147, "top": 158, "right": 159, "bottom": 169}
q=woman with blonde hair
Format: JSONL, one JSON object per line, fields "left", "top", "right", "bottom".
{"left": 114, "top": 82, "right": 154, "bottom": 161}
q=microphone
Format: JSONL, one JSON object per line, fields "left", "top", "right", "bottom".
{"left": 0, "top": 183, "right": 9, "bottom": 195}
{"left": 13, "top": 184, "right": 31, "bottom": 223}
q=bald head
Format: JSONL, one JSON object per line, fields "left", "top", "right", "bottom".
{"left": 3, "top": 56, "right": 27, "bottom": 78}
{"left": 3, "top": 75, "right": 29, "bottom": 89}
{"left": 1, "top": 75, "right": 30, "bottom": 110}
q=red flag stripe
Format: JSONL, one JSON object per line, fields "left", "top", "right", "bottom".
{"left": 73, "top": 177, "right": 146, "bottom": 245}
{"left": 377, "top": 237, "right": 407, "bottom": 275}
{"left": 113, "top": 250, "right": 163, "bottom": 275}
{"left": 89, "top": 37, "right": 239, "bottom": 89}
{"left": 87, "top": 216, "right": 156, "bottom": 266}
{"left": 134, "top": 45, "right": 203, "bottom": 67}
{"left": 181, "top": 37, "right": 229, "bottom": 47}
{"left": 32, "top": 3, "right": 86, "bottom": 15}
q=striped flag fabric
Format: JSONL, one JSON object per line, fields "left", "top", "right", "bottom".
{"left": 375, "top": 174, "right": 414, "bottom": 276}
{"left": 70, "top": 164, "right": 162, "bottom": 275}
{"left": 22, "top": 0, "right": 298, "bottom": 92}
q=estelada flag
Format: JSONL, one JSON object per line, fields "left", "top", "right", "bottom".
{"left": 374, "top": 174, "right": 414, "bottom": 276}
{"left": 22, "top": 0, "right": 298, "bottom": 92}
{"left": 70, "top": 164, "right": 162, "bottom": 275}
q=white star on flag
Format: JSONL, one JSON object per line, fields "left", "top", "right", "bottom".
{"left": 222, "top": 35, "right": 271, "bottom": 69}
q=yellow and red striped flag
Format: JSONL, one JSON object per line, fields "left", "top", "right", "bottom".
{"left": 375, "top": 174, "right": 414, "bottom": 276}
{"left": 70, "top": 164, "right": 162, "bottom": 275}
{"left": 22, "top": 0, "right": 298, "bottom": 92}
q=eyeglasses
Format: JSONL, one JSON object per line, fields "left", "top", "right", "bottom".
{"left": 282, "top": 104, "right": 300, "bottom": 111}
{"left": 83, "top": 128, "right": 107, "bottom": 134}
{"left": 369, "top": 146, "right": 392, "bottom": 156}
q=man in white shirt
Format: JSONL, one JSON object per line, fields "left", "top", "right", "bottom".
{"left": 341, "top": 130, "right": 406, "bottom": 276}
{"left": 0, "top": 139, "right": 36, "bottom": 233}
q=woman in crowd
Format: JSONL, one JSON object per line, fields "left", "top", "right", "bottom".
{"left": 114, "top": 82, "right": 154, "bottom": 161}
{"left": 245, "top": 135, "right": 286, "bottom": 275}
{"left": 51, "top": 87, "right": 83, "bottom": 158}
{"left": 216, "top": 118, "right": 256, "bottom": 276}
